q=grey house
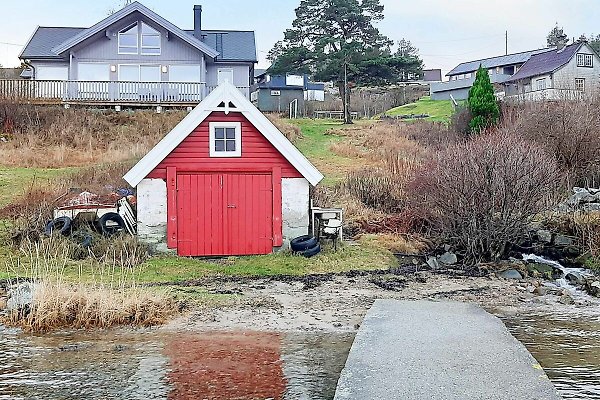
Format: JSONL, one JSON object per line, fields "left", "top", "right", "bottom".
{"left": 504, "top": 41, "right": 600, "bottom": 101}
{"left": 5, "top": 2, "right": 256, "bottom": 107}
{"left": 251, "top": 71, "right": 325, "bottom": 115}
{"left": 430, "top": 48, "right": 550, "bottom": 101}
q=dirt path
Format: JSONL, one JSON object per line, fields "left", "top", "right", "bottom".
{"left": 164, "top": 269, "right": 537, "bottom": 333}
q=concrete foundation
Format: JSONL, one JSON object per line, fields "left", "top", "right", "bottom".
{"left": 136, "top": 177, "right": 311, "bottom": 253}
{"left": 281, "top": 178, "right": 310, "bottom": 249}
{"left": 136, "top": 178, "right": 170, "bottom": 253}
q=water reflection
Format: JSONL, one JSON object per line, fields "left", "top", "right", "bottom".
{"left": 0, "top": 326, "right": 354, "bottom": 400}
{"left": 503, "top": 312, "right": 600, "bottom": 400}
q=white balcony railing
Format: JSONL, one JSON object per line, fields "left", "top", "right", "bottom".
{"left": 0, "top": 80, "right": 250, "bottom": 104}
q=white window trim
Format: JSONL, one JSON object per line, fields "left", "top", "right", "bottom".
{"left": 575, "top": 78, "right": 586, "bottom": 92}
{"left": 118, "top": 23, "right": 139, "bottom": 55}
{"left": 141, "top": 23, "right": 161, "bottom": 56}
{"left": 118, "top": 64, "right": 162, "bottom": 82}
{"left": 536, "top": 78, "right": 546, "bottom": 91}
{"left": 577, "top": 53, "right": 594, "bottom": 67}
{"left": 209, "top": 122, "right": 242, "bottom": 158}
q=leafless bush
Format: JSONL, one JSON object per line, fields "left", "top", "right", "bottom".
{"left": 502, "top": 100, "right": 600, "bottom": 188}
{"left": 343, "top": 169, "right": 404, "bottom": 212}
{"left": 412, "top": 131, "right": 560, "bottom": 262}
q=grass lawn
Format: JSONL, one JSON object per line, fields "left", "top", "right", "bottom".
{"left": 0, "top": 167, "right": 73, "bottom": 207}
{"left": 384, "top": 97, "right": 455, "bottom": 123}
{"left": 287, "top": 118, "right": 366, "bottom": 186}
{"left": 0, "top": 240, "right": 397, "bottom": 284}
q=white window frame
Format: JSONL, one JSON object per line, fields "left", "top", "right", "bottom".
{"left": 577, "top": 54, "right": 594, "bottom": 68}
{"left": 209, "top": 122, "right": 241, "bottom": 158}
{"left": 536, "top": 78, "right": 546, "bottom": 91}
{"left": 118, "top": 64, "right": 161, "bottom": 82}
{"left": 141, "top": 23, "right": 161, "bottom": 56}
{"left": 118, "top": 23, "right": 139, "bottom": 55}
{"left": 575, "top": 78, "right": 586, "bottom": 92}
{"left": 217, "top": 68, "right": 234, "bottom": 85}
{"left": 271, "top": 90, "right": 281, "bottom": 96}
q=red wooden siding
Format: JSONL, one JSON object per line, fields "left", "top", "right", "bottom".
{"left": 148, "top": 112, "right": 303, "bottom": 179}
{"left": 177, "top": 173, "right": 273, "bottom": 257}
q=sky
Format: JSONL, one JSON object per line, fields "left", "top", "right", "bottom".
{"left": 1, "top": 0, "right": 600, "bottom": 78}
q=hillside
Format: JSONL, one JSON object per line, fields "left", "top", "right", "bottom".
{"left": 383, "top": 97, "right": 455, "bottom": 123}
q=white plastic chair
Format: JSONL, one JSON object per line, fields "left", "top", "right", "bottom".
{"left": 322, "top": 219, "right": 343, "bottom": 251}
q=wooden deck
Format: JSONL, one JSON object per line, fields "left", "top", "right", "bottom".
{"left": 0, "top": 79, "right": 249, "bottom": 107}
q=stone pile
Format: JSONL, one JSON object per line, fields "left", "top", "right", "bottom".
{"left": 557, "top": 187, "right": 600, "bottom": 212}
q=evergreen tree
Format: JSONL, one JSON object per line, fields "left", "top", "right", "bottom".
{"left": 468, "top": 66, "right": 499, "bottom": 133}
{"left": 547, "top": 23, "right": 568, "bottom": 47}
{"left": 268, "top": 0, "right": 422, "bottom": 124}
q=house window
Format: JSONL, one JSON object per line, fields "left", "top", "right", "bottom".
{"left": 577, "top": 54, "right": 593, "bottom": 67}
{"left": 118, "top": 64, "right": 161, "bottom": 82}
{"left": 209, "top": 122, "right": 241, "bottom": 157}
{"left": 536, "top": 78, "right": 546, "bottom": 91}
{"left": 141, "top": 23, "right": 161, "bottom": 55}
{"left": 118, "top": 24, "right": 138, "bottom": 54}
{"left": 169, "top": 65, "right": 202, "bottom": 82}
{"left": 575, "top": 78, "right": 586, "bottom": 91}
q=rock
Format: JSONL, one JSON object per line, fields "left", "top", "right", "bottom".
{"left": 585, "top": 281, "right": 600, "bottom": 297}
{"left": 565, "top": 271, "right": 586, "bottom": 286}
{"left": 582, "top": 203, "right": 600, "bottom": 212}
{"left": 554, "top": 235, "right": 575, "bottom": 247}
{"left": 426, "top": 257, "right": 440, "bottom": 270}
{"left": 568, "top": 188, "right": 598, "bottom": 205}
{"left": 536, "top": 230, "right": 553, "bottom": 244}
{"left": 559, "top": 291, "right": 575, "bottom": 305}
{"left": 526, "top": 262, "right": 559, "bottom": 280}
{"left": 6, "top": 282, "right": 35, "bottom": 312}
{"left": 437, "top": 252, "right": 458, "bottom": 266}
{"left": 498, "top": 269, "right": 523, "bottom": 280}
{"left": 533, "top": 286, "right": 548, "bottom": 296}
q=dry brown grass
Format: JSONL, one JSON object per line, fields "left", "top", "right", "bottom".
{"left": 1, "top": 239, "right": 177, "bottom": 332}
{"left": 359, "top": 233, "right": 428, "bottom": 254}
{"left": 0, "top": 101, "right": 184, "bottom": 168}
{"left": 267, "top": 115, "right": 302, "bottom": 143}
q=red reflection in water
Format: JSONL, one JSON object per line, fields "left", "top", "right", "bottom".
{"left": 165, "top": 332, "right": 286, "bottom": 400}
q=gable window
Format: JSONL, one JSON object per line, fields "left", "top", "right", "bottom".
{"left": 577, "top": 53, "right": 593, "bottom": 67}
{"left": 118, "top": 24, "right": 138, "bottom": 54}
{"left": 536, "top": 78, "right": 546, "bottom": 91}
{"left": 209, "top": 122, "right": 241, "bottom": 157}
{"left": 141, "top": 23, "right": 161, "bottom": 55}
{"left": 575, "top": 78, "right": 586, "bottom": 92}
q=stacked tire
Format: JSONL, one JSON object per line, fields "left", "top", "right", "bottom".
{"left": 290, "top": 235, "right": 321, "bottom": 258}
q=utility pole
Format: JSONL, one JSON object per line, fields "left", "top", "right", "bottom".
{"left": 344, "top": 59, "right": 351, "bottom": 124}
{"left": 505, "top": 31, "right": 508, "bottom": 55}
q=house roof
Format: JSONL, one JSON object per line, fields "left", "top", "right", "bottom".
{"left": 124, "top": 82, "right": 324, "bottom": 187}
{"left": 447, "top": 48, "right": 552, "bottom": 76}
{"left": 20, "top": 3, "right": 257, "bottom": 62}
{"left": 505, "top": 42, "right": 584, "bottom": 82}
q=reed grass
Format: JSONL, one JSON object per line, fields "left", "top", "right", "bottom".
{"left": 1, "top": 238, "right": 178, "bottom": 332}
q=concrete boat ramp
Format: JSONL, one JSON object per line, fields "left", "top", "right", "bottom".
{"left": 334, "top": 300, "right": 561, "bottom": 400}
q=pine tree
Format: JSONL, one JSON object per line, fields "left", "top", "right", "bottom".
{"left": 547, "top": 23, "right": 568, "bottom": 47}
{"left": 468, "top": 66, "right": 499, "bottom": 133}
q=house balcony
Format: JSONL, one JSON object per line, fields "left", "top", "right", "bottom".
{"left": 0, "top": 80, "right": 250, "bottom": 107}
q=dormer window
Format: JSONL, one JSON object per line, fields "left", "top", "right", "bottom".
{"left": 118, "top": 22, "right": 161, "bottom": 55}
{"left": 141, "top": 23, "right": 161, "bottom": 55}
{"left": 118, "top": 24, "right": 138, "bottom": 54}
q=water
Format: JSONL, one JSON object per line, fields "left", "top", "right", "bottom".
{"left": 0, "top": 328, "right": 354, "bottom": 400}
{"left": 503, "top": 311, "right": 600, "bottom": 400}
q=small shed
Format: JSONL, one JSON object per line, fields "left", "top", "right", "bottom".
{"left": 124, "top": 82, "right": 323, "bottom": 256}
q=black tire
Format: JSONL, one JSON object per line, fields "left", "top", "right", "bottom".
{"left": 303, "top": 243, "right": 321, "bottom": 258}
{"left": 290, "top": 235, "right": 318, "bottom": 252}
{"left": 98, "top": 213, "right": 126, "bottom": 236}
{"left": 71, "top": 231, "right": 93, "bottom": 248}
{"left": 45, "top": 217, "right": 72, "bottom": 236}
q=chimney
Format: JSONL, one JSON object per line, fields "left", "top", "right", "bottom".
{"left": 194, "top": 5, "right": 202, "bottom": 39}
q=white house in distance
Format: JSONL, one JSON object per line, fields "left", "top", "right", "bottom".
{"left": 504, "top": 41, "right": 600, "bottom": 101}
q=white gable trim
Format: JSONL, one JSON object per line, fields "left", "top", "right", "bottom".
{"left": 123, "top": 81, "right": 324, "bottom": 187}
{"left": 51, "top": 2, "right": 219, "bottom": 59}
